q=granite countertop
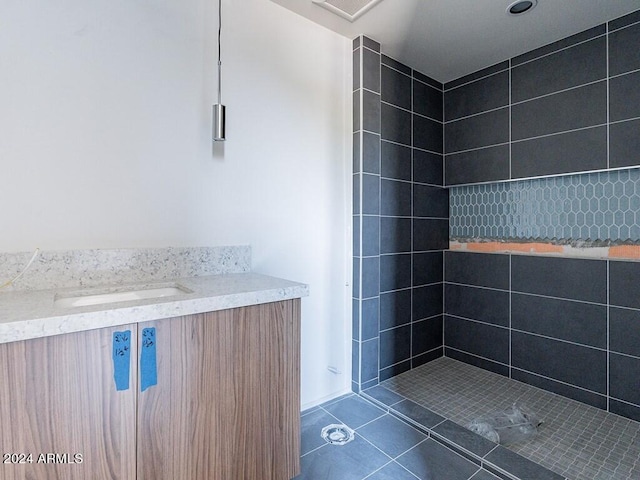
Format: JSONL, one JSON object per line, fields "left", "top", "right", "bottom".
{"left": 0, "top": 273, "right": 309, "bottom": 344}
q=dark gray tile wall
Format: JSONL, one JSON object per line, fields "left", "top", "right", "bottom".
{"left": 353, "top": 36, "right": 447, "bottom": 391}
{"left": 378, "top": 52, "right": 447, "bottom": 382}
{"left": 353, "top": 35, "right": 382, "bottom": 392}
{"left": 444, "top": 250, "right": 640, "bottom": 423}
{"left": 444, "top": 13, "right": 640, "bottom": 185}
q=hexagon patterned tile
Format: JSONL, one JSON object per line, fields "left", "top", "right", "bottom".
{"left": 450, "top": 168, "right": 640, "bottom": 244}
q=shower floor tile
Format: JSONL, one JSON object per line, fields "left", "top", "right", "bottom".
{"left": 380, "top": 357, "right": 640, "bottom": 480}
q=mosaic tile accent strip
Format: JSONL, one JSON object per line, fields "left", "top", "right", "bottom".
{"left": 449, "top": 168, "right": 640, "bottom": 244}
{"left": 383, "top": 357, "right": 640, "bottom": 480}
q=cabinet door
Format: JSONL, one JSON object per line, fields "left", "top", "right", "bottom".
{"left": 137, "top": 299, "right": 300, "bottom": 480}
{"left": 0, "top": 326, "right": 137, "bottom": 480}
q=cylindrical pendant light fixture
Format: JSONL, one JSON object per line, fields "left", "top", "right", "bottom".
{"left": 213, "top": 0, "right": 226, "bottom": 141}
{"left": 213, "top": 103, "right": 225, "bottom": 141}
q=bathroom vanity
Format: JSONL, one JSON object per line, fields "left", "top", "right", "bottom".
{"left": 0, "top": 266, "right": 308, "bottom": 480}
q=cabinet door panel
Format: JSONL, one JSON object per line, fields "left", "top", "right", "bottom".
{"left": 0, "top": 326, "right": 137, "bottom": 480}
{"left": 137, "top": 300, "right": 300, "bottom": 480}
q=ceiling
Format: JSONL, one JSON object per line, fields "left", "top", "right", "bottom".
{"left": 270, "top": 0, "right": 640, "bottom": 83}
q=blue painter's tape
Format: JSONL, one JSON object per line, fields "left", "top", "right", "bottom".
{"left": 140, "top": 327, "right": 157, "bottom": 392}
{"left": 112, "top": 330, "right": 131, "bottom": 391}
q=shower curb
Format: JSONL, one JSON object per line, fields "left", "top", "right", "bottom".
{"left": 359, "top": 390, "right": 567, "bottom": 480}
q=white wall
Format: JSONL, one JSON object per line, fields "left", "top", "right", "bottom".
{"left": 0, "top": 0, "right": 352, "bottom": 408}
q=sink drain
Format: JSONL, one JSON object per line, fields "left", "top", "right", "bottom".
{"left": 321, "top": 424, "right": 355, "bottom": 445}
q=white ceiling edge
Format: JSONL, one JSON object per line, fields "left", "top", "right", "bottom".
{"left": 312, "top": 0, "right": 385, "bottom": 22}
{"left": 270, "top": 0, "right": 640, "bottom": 84}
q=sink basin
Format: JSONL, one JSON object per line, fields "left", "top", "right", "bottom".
{"left": 55, "top": 284, "right": 191, "bottom": 308}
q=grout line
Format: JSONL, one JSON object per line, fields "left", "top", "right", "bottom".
{"left": 607, "top": 22, "right": 611, "bottom": 170}
{"left": 410, "top": 71, "right": 415, "bottom": 367}
{"left": 445, "top": 104, "right": 509, "bottom": 124}
{"left": 381, "top": 60, "right": 412, "bottom": 78}
{"left": 607, "top": 259, "right": 610, "bottom": 412}
{"left": 509, "top": 366, "right": 610, "bottom": 398}
{"left": 509, "top": 254, "right": 512, "bottom": 378}
{"left": 445, "top": 345, "right": 515, "bottom": 369}
{"left": 446, "top": 141, "right": 511, "bottom": 156}
{"left": 510, "top": 31, "right": 607, "bottom": 70}
{"left": 508, "top": 58, "right": 512, "bottom": 181}
{"left": 445, "top": 281, "right": 610, "bottom": 308}
{"left": 381, "top": 99, "right": 443, "bottom": 124}
{"left": 445, "top": 65, "right": 510, "bottom": 92}
{"left": 607, "top": 17, "right": 640, "bottom": 34}
{"left": 509, "top": 326, "right": 609, "bottom": 353}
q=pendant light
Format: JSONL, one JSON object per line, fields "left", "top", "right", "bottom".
{"left": 213, "top": 0, "right": 226, "bottom": 141}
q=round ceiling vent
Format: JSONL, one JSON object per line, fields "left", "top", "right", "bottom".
{"left": 506, "top": 0, "right": 537, "bottom": 15}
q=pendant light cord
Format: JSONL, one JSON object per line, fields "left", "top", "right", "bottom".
{"left": 217, "top": 0, "right": 222, "bottom": 105}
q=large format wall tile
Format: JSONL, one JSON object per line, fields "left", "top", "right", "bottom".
{"left": 412, "top": 252, "right": 443, "bottom": 286}
{"left": 610, "top": 119, "right": 640, "bottom": 168}
{"left": 511, "top": 332, "right": 607, "bottom": 394}
{"left": 610, "top": 353, "right": 640, "bottom": 406}
{"left": 445, "top": 108, "right": 509, "bottom": 153}
{"left": 413, "top": 149, "right": 443, "bottom": 186}
{"left": 609, "top": 21, "right": 640, "bottom": 75}
{"left": 610, "top": 307, "right": 640, "bottom": 357}
{"left": 414, "top": 79, "right": 443, "bottom": 121}
{"left": 445, "top": 284, "right": 509, "bottom": 327}
{"left": 444, "top": 316, "right": 509, "bottom": 364}
{"left": 413, "top": 115, "right": 443, "bottom": 153}
{"left": 380, "top": 289, "right": 412, "bottom": 329}
{"left": 445, "top": 145, "right": 510, "bottom": 185}
{"left": 511, "top": 255, "right": 607, "bottom": 303}
{"left": 379, "top": 254, "right": 412, "bottom": 292}
{"left": 511, "top": 293, "right": 607, "bottom": 348}
{"left": 444, "top": 251, "right": 510, "bottom": 289}
{"left": 413, "top": 284, "right": 443, "bottom": 321}
{"left": 443, "top": 15, "right": 640, "bottom": 185}
{"left": 511, "top": 36, "right": 606, "bottom": 103}
{"left": 413, "top": 219, "right": 449, "bottom": 251}
{"left": 444, "top": 250, "right": 640, "bottom": 423}
{"left": 445, "top": 70, "right": 509, "bottom": 121}
{"left": 610, "top": 260, "right": 640, "bottom": 309}
{"left": 381, "top": 103, "right": 411, "bottom": 144}
{"left": 609, "top": 70, "right": 640, "bottom": 122}
{"left": 511, "top": 81, "right": 607, "bottom": 141}
{"left": 381, "top": 64, "right": 411, "bottom": 110}
{"left": 511, "top": 126, "right": 607, "bottom": 179}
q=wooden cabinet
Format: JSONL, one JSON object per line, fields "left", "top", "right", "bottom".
{"left": 0, "top": 324, "right": 137, "bottom": 479}
{"left": 0, "top": 299, "right": 300, "bottom": 480}
{"left": 137, "top": 300, "right": 300, "bottom": 480}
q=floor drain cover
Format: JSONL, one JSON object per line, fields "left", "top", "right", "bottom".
{"left": 321, "top": 424, "right": 355, "bottom": 445}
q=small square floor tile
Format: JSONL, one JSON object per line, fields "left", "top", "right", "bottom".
{"left": 357, "top": 414, "right": 427, "bottom": 458}
{"left": 324, "top": 395, "right": 386, "bottom": 429}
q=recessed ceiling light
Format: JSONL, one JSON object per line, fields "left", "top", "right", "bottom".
{"left": 506, "top": 0, "right": 537, "bottom": 15}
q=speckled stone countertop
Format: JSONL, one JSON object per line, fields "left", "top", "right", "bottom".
{"left": 0, "top": 273, "right": 309, "bottom": 344}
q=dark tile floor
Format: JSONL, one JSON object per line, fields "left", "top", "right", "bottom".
{"left": 295, "top": 393, "right": 502, "bottom": 480}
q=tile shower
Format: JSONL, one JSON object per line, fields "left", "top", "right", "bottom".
{"left": 352, "top": 8, "right": 640, "bottom": 480}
